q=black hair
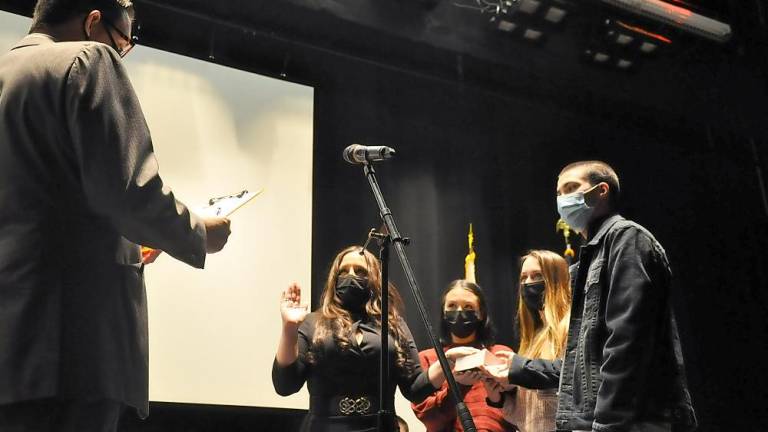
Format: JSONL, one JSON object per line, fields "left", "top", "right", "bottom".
{"left": 560, "top": 160, "right": 621, "bottom": 209}
{"left": 438, "top": 279, "right": 497, "bottom": 347}
{"left": 31, "top": 0, "right": 134, "bottom": 30}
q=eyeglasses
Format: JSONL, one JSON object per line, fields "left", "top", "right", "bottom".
{"left": 102, "top": 17, "right": 136, "bottom": 58}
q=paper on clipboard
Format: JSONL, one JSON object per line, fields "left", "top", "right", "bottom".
{"left": 195, "top": 189, "right": 263, "bottom": 218}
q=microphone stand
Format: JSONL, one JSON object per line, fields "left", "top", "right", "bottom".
{"left": 360, "top": 162, "right": 477, "bottom": 432}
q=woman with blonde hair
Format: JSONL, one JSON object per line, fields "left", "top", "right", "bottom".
{"left": 480, "top": 249, "right": 572, "bottom": 432}
{"left": 272, "top": 246, "right": 449, "bottom": 432}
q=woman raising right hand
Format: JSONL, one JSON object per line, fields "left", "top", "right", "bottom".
{"left": 272, "top": 245, "right": 446, "bottom": 432}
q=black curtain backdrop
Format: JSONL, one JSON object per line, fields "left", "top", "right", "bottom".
{"left": 114, "top": 53, "right": 768, "bottom": 432}
{"left": 310, "top": 58, "right": 768, "bottom": 431}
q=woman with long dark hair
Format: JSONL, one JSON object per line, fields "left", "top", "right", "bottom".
{"left": 272, "top": 246, "right": 448, "bottom": 432}
{"left": 411, "top": 280, "right": 514, "bottom": 432}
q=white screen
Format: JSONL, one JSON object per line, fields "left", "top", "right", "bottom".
{"left": 124, "top": 38, "right": 314, "bottom": 410}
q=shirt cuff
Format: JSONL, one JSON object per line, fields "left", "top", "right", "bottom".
{"left": 507, "top": 353, "right": 528, "bottom": 385}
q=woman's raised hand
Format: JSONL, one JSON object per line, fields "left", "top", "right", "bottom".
{"left": 280, "top": 282, "right": 308, "bottom": 327}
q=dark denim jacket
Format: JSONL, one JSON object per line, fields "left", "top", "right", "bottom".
{"left": 555, "top": 214, "right": 697, "bottom": 432}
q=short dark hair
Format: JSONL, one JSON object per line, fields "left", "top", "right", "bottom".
{"left": 31, "top": 0, "right": 134, "bottom": 29}
{"left": 438, "top": 280, "right": 497, "bottom": 347}
{"left": 560, "top": 160, "right": 621, "bottom": 208}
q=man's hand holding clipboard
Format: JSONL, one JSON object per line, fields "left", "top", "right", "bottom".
{"left": 141, "top": 189, "right": 262, "bottom": 264}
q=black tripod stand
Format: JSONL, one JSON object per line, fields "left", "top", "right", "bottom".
{"left": 357, "top": 161, "right": 478, "bottom": 432}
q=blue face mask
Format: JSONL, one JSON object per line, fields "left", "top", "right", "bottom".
{"left": 557, "top": 185, "right": 599, "bottom": 234}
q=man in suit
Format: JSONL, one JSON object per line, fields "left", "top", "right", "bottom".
{"left": 0, "top": 0, "right": 233, "bottom": 430}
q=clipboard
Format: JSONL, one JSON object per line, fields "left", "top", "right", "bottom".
{"left": 141, "top": 188, "right": 263, "bottom": 264}
{"left": 195, "top": 188, "right": 263, "bottom": 218}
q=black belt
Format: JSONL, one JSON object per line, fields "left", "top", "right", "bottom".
{"left": 310, "top": 395, "right": 379, "bottom": 417}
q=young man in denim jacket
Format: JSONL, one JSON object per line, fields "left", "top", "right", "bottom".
{"left": 554, "top": 161, "right": 696, "bottom": 432}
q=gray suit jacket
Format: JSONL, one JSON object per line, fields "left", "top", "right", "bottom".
{"left": 0, "top": 34, "right": 207, "bottom": 416}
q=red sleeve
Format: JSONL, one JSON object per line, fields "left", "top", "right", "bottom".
{"left": 411, "top": 348, "right": 467, "bottom": 431}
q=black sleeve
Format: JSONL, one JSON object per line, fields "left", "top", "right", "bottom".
{"left": 272, "top": 315, "right": 314, "bottom": 396}
{"left": 507, "top": 355, "right": 562, "bottom": 390}
{"left": 593, "top": 227, "right": 670, "bottom": 431}
{"left": 396, "top": 318, "right": 438, "bottom": 403}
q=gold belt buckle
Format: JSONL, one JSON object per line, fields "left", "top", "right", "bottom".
{"left": 338, "top": 396, "right": 371, "bottom": 415}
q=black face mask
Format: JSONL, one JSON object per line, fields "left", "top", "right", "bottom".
{"left": 522, "top": 281, "right": 546, "bottom": 312}
{"left": 335, "top": 274, "right": 371, "bottom": 311}
{"left": 443, "top": 310, "right": 481, "bottom": 339}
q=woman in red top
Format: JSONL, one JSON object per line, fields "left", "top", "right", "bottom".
{"left": 411, "top": 280, "right": 514, "bottom": 432}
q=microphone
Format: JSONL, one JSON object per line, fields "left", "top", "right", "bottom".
{"left": 343, "top": 144, "right": 396, "bottom": 164}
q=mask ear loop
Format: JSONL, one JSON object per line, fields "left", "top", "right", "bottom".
{"left": 578, "top": 183, "right": 605, "bottom": 213}
{"left": 585, "top": 183, "right": 601, "bottom": 194}
{"left": 582, "top": 182, "right": 605, "bottom": 203}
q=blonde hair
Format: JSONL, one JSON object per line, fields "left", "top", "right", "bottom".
{"left": 517, "top": 250, "right": 571, "bottom": 360}
{"left": 309, "top": 246, "right": 410, "bottom": 370}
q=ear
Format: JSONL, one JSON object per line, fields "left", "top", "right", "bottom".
{"left": 83, "top": 10, "right": 102, "bottom": 38}
{"left": 584, "top": 182, "right": 609, "bottom": 209}
{"left": 598, "top": 181, "right": 610, "bottom": 199}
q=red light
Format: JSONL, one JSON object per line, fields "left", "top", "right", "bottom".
{"left": 616, "top": 21, "right": 673, "bottom": 44}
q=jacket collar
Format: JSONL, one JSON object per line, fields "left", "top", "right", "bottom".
{"left": 585, "top": 213, "right": 624, "bottom": 247}
{"left": 10, "top": 33, "right": 56, "bottom": 51}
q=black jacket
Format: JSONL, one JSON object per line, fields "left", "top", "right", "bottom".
{"left": 0, "top": 35, "right": 206, "bottom": 417}
{"left": 555, "top": 215, "right": 697, "bottom": 432}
